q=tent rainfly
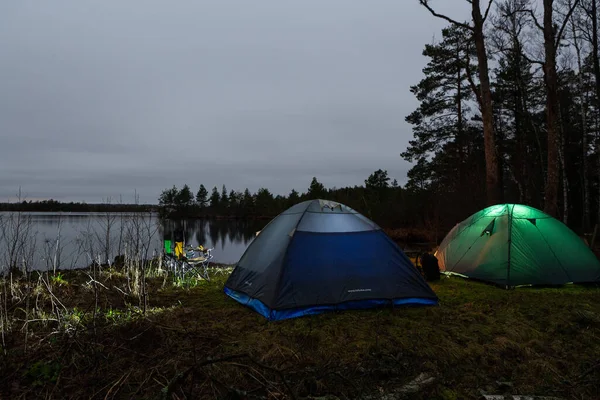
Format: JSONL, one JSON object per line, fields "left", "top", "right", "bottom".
{"left": 224, "top": 199, "right": 438, "bottom": 320}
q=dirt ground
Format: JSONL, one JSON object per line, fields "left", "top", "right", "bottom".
{"left": 0, "top": 268, "right": 599, "bottom": 399}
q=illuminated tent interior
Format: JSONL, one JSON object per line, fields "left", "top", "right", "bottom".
{"left": 435, "top": 204, "right": 600, "bottom": 287}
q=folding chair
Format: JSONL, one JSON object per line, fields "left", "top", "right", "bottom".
{"left": 180, "top": 246, "right": 214, "bottom": 281}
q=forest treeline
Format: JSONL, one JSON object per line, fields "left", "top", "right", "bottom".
{"left": 405, "top": 0, "right": 600, "bottom": 234}
{"left": 0, "top": 199, "right": 155, "bottom": 213}
{"left": 156, "top": 171, "right": 422, "bottom": 230}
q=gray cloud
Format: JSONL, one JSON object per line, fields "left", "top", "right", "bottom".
{"left": 0, "top": 0, "right": 469, "bottom": 203}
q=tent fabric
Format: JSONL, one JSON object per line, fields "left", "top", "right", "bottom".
{"left": 435, "top": 204, "right": 600, "bottom": 287}
{"left": 224, "top": 199, "right": 438, "bottom": 320}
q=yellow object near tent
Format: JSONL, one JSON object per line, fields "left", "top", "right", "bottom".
{"left": 174, "top": 242, "right": 184, "bottom": 258}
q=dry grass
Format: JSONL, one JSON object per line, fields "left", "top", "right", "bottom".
{"left": 0, "top": 269, "right": 599, "bottom": 399}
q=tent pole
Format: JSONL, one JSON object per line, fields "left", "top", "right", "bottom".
{"left": 506, "top": 205, "right": 515, "bottom": 289}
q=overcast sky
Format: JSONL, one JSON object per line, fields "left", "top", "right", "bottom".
{"left": 0, "top": 0, "right": 470, "bottom": 204}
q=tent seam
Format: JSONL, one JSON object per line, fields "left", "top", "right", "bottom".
{"left": 269, "top": 202, "right": 311, "bottom": 309}
{"left": 533, "top": 224, "right": 573, "bottom": 283}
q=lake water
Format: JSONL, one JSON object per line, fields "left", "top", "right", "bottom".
{"left": 0, "top": 212, "right": 268, "bottom": 271}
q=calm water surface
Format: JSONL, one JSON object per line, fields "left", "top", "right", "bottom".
{"left": 0, "top": 212, "right": 267, "bottom": 270}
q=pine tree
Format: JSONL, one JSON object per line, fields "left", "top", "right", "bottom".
{"left": 158, "top": 185, "right": 178, "bottom": 208}
{"left": 255, "top": 188, "right": 274, "bottom": 216}
{"left": 196, "top": 184, "right": 208, "bottom": 208}
{"left": 220, "top": 185, "right": 229, "bottom": 212}
{"left": 403, "top": 24, "right": 485, "bottom": 214}
{"left": 175, "top": 184, "right": 194, "bottom": 207}
{"left": 307, "top": 177, "right": 325, "bottom": 199}
{"left": 241, "top": 188, "right": 254, "bottom": 216}
{"left": 419, "top": 0, "right": 502, "bottom": 206}
{"left": 209, "top": 186, "right": 220, "bottom": 211}
{"left": 287, "top": 189, "right": 300, "bottom": 207}
{"left": 365, "top": 169, "right": 390, "bottom": 190}
{"left": 229, "top": 189, "right": 241, "bottom": 215}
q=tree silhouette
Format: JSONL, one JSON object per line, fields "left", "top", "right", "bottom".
{"left": 176, "top": 184, "right": 194, "bottom": 207}
{"left": 196, "top": 184, "right": 208, "bottom": 208}
{"left": 307, "top": 177, "right": 326, "bottom": 199}
{"left": 209, "top": 187, "right": 220, "bottom": 210}
{"left": 365, "top": 169, "right": 390, "bottom": 190}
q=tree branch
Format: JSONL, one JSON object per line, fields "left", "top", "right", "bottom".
{"left": 419, "top": 0, "right": 474, "bottom": 31}
{"left": 521, "top": 50, "right": 545, "bottom": 66}
{"left": 482, "top": 0, "right": 495, "bottom": 23}
{"left": 579, "top": 24, "right": 594, "bottom": 44}
{"left": 580, "top": 1, "right": 593, "bottom": 19}
{"left": 514, "top": 9, "right": 544, "bottom": 32}
{"left": 555, "top": 0, "right": 582, "bottom": 50}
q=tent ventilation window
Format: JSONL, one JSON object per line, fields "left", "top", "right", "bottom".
{"left": 481, "top": 219, "right": 495, "bottom": 236}
{"left": 527, "top": 218, "right": 537, "bottom": 226}
{"left": 319, "top": 200, "right": 343, "bottom": 212}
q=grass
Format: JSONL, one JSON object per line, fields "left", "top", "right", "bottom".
{"left": 0, "top": 268, "right": 599, "bottom": 399}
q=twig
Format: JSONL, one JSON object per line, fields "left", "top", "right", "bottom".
{"left": 225, "top": 362, "right": 281, "bottom": 392}
{"left": 104, "top": 370, "right": 132, "bottom": 400}
{"left": 132, "top": 368, "right": 156, "bottom": 397}
{"left": 161, "top": 354, "right": 247, "bottom": 399}
{"left": 112, "top": 286, "right": 129, "bottom": 297}
{"left": 21, "top": 318, "right": 59, "bottom": 327}
{"left": 161, "top": 353, "right": 297, "bottom": 400}
{"left": 37, "top": 272, "right": 68, "bottom": 312}
{"left": 126, "top": 325, "right": 153, "bottom": 341}
{"left": 519, "top": 8, "right": 544, "bottom": 31}
{"left": 85, "top": 273, "right": 109, "bottom": 290}
{"left": 208, "top": 374, "right": 251, "bottom": 398}
{"left": 243, "top": 355, "right": 297, "bottom": 400}
{"left": 555, "top": 0, "right": 582, "bottom": 50}
{"left": 575, "top": 362, "right": 600, "bottom": 382}
{"left": 38, "top": 330, "right": 60, "bottom": 346}
{"left": 418, "top": 0, "right": 473, "bottom": 30}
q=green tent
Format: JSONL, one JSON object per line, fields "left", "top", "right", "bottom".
{"left": 434, "top": 204, "right": 600, "bottom": 287}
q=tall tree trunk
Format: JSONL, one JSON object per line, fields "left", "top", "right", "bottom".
{"left": 473, "top": 1, "right": 502, "bottom": 206}
{"left": 543, "top": 0, "right": 561, "bottom": 218}
{"left": 419, "top": 0, "right": 501, "bottom": 205}
{"left": 517, "top": 63, "right": 540, "bottom": 205}
{"left": 514, "top": 84, "right": 526, "bottom": 203}
{"left": 512, "top": 30, "right": 527, "bottom": 203}
{"left": 591, "top": 0, "right": 600, "bottom": 227}
{"left": 500, "top": 0, "right": 537, "bottom": 205}
{"left": 558, "top": 105, "right": 569, "bottom": 224}
{"left": 457, "top": 42, "right": 465, "bottom": 189}
{"left": 570, "top": 8, "right": 590, "bottom": 229}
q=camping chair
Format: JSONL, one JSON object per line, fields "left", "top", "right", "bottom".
{"left": 162, "top": 243, "right": 214, "bottom": 281}
{"left": 180, "top": 246, "right": 214, "bottom": 281}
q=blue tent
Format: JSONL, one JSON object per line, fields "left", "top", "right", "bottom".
{"left": 224, "top": 199, "right": 438, "bottom": 320}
